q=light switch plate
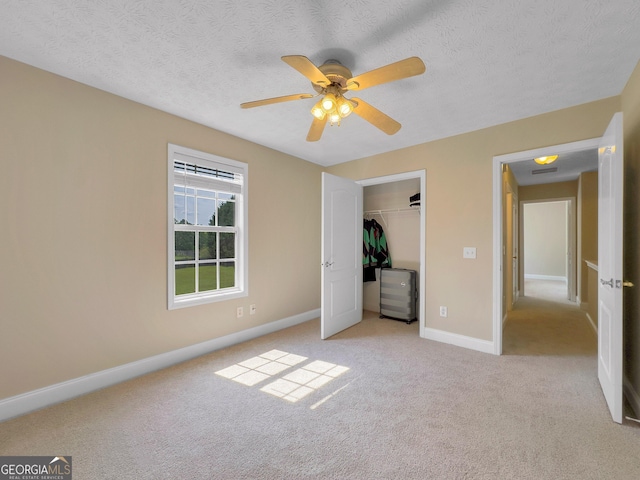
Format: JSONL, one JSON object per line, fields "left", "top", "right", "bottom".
{"left": 463, "top": 247, "right": 477, "bottom": 259}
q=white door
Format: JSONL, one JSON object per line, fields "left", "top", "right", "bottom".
{"left": 321, "top": 173, "right": 363, "bottom": 339}
{"left": 597, "top": 112, "right": 624, "bottom": 424}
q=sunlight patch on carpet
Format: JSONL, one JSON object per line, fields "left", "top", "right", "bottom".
{"left": 214, "top": 349, "right": 349, "bottom": 403}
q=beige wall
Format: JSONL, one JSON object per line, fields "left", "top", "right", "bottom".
{"left": 502, "top": 166, "right": 519, "bottom": 312}
{"left": 578, "top": 172, "right": 598, "bottom": 305}
{"left": 0, "top": 56, "right": 323, "bottom": 400}
{"left": 517, "top": 180, "right": 578, "bottom": 294}
{"left": 523, "top": 201, "right": 568, "bottom": 278}
{"left": 622, "top": 60, "right": 640, "bottom": 409}
{"left": 518, "top": 180, "right": 579, "bottom": 202}
{"left": 328, "top": 100, "right": 619, "bottom": 342}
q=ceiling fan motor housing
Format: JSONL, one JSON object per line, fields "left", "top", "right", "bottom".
{"left": 312, "top": 59, "right": 353, "bottom": 93}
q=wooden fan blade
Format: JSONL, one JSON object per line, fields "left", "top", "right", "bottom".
{"left": 351, "top": 98, "right": 401, "bottom": 135}
{"left": 241, "top": 93, "right": 314, "bottom": 109}
{"left": 346, "top": 57, "right": 426, "bottom": 91}
{"left": 282, "top": 55, "right": 331, "bottom": 87}
{"left": 306, "top": 116, "right": 327, "bottom": 142}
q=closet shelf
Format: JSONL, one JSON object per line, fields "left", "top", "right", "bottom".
{"left": 364, "top": 207, "right": 420, "bottom": 215}
{"left": 364, "top": 207, "right": 420, "bottom": 228}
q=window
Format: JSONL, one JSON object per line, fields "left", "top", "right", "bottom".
{"left": 168, "top": 144, "right": 248, "bottom": 309}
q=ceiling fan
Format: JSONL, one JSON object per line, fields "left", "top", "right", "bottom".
{"left": 240, "top": 55, "right": 426, "bottom": 142}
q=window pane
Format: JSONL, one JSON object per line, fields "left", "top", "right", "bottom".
{"left": 198, "top": 189, "right": 216, "bottom": 198}
{"left": 199, "top": 264, "right": 218, "bottom": 292}
{"left": 185, "top": 195, "right": 195, "bottom": 225}
{"left": 199, "top": 232, "right": 217, "bottom": 260}
{"left": 175, "top": 264, "right": 195, "bottom": 295}
{"left": 220, "top": 261, "right": 235, "bottom": 288}
{"left": 175, "top": 231, "right": 195, "bottom": 261}
{"left": 197, "top": 197, "right": 216, "bottom": 226}
{"left": 219, "top": 192, "right": 234, "bottom": 200}
{"left": 218, "top": 200, "right": 235, "bottom": 226}
{"left": 174, "top": 192, "right": 186, "bottom": 224}
{"left": 220, "top": 232, "right": 235, "bottom": 259}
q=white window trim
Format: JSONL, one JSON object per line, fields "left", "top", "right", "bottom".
{"left": 167, "top": 143, "right": 248, "bottom": 310}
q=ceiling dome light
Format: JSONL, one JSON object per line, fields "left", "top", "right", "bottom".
{"left": 534, "top": 155, "right": 558, "bottom": 165}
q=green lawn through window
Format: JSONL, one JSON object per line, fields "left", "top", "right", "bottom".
{"left": 175, "top": 264, "right": 235, "bottom": 295}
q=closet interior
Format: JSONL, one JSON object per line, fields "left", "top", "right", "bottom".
{"left": 363, "top": 178, "right": 421, "bottom": 324}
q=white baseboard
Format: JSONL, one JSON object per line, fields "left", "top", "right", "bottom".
{"left": 0, "top": 309, "right": 320, "bottom": 423}
{"left": 423, "top": 327, "right": 495, "bottom": 355}
{"left": 524, "top": 274, "right": 567, "bottom": 282}
{"left": 624, "top": 376, "right": 640, "bottom": 419}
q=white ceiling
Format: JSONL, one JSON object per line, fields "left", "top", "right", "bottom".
{"left": 509, "top": 148, "right": 598, "bottom": 187}
{"left": 2, "top": 1, "right": 639, "bottom": 167}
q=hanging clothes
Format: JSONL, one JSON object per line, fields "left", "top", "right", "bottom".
{"left": 363, "top": 218, "right": 391, "bottom": 282}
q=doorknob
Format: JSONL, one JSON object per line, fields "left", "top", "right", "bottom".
{"left": 623, "top": 281, "right": 634, "bottom": 287}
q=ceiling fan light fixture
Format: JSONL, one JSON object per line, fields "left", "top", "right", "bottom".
{"left": 242, "top": 54, "right": 426, "bottom": 141}
{"left": 534, "top": 155, "right": 558, "bottom": 165}
{"left": 337, "top": 96, "right": 353, "bottom": 118}
{"left": 321, "top": 93, "right": 337, "bottom": 112}
{"left": 311, "top": 101, "right": 326, "bottom": 120}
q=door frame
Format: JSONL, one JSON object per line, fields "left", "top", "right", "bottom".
{"left": 492, "top": 138, "right": 600, "bottom": 355}
{"left": 358, "top": 170, "right": 426, "bottom": 338}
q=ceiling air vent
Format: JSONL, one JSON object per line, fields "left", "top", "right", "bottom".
{"left": 532, "top": 167, "right": 558, "bottom": 175}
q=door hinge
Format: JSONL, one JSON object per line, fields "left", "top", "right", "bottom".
{"left": 601, "top": 278, "right": 614, "bottom": 288}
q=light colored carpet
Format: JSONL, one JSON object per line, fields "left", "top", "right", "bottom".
{"left": 1, "top": 308, "right": 639, "bottom": 479}
{"left": 504, "top": 292, "right": 595, "bottom": 356}
{"left": 523, "top": 278, "right": 572, "bottom": 304}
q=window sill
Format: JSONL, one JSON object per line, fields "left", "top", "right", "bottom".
{"left": 168, "top": 288, "right": 247, "bottom": 310}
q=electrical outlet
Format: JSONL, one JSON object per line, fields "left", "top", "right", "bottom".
{"left": 250, "top": 304, "right": 256, "bottom": 315}
{"left": 439, "top": 306, "right": 448, "bottom": 317}
{"left": 463, "top": 247, "right": 477, "bottom": 259}
{"left": 236, "top": 306, "right": 243, "bottom": 318}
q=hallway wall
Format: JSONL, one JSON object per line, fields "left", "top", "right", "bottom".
{"left": 523, "top": 201, "right": 568, "bottom": 280}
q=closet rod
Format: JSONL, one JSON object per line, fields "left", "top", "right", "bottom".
{"left": 363, "top": 207, "right": 420, "bottom": 215}
{"left": 363, "top": 207, "right": 420, "bottom": 229}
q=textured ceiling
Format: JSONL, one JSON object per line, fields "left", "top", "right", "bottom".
{"left": 1, "top": 1, "right": 639, "bottom": 166}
